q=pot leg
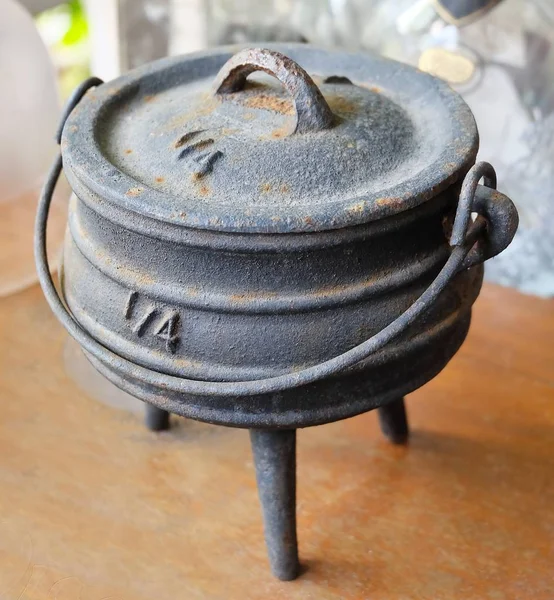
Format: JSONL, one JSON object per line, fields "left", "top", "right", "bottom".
{"left": 378, "top": 397, "right": 409, "bottom": 444}
{"left": 144, "top": 404, "right": 170, "bottom": 431}
{"left": 249, "top": 429, "right": 299, "bottom": 581}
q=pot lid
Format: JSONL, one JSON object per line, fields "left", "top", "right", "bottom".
{"left": 62, "top": 44, "right": 478, "bottom": 233}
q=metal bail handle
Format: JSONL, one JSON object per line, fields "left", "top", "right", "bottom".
{"left": 450, "top": 162, "right": 519, "bottom": 270}
{"left": 36, "top": 78, "right": 518, "bottom": 399}
{"left": 212, "top": 48, "right": 335, "bottom": 135}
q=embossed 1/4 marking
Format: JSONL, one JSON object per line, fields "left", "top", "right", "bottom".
{"left": 124, "top": 291, "right": 180, "bottom": 353}
{"left": 154, "top": 312, "right": 180, "bottom": 354}
{"left": 132, "top": 307, "right": 159, "bottom": 337}
{"left": 124, "top": 290, "right": 138, "bottom": 318}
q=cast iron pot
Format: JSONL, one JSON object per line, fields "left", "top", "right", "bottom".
{"left": 36, "top": 45, "right": 518, "bottom": 580}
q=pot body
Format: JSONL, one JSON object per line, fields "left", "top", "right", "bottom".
{"left": 61, "top": 176, "right": 483, "bottom": 428}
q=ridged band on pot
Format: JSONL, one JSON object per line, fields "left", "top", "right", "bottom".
{"left": 37, "top": 45, "right": 519, "bottom": 428}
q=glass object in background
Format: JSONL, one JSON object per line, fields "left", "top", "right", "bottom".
{"left": 0, "top": 0, "right": 68, "bottom": 297}
{"left": 293, "top": 0, "right": 554, "bottom": 297}
{"left": 206, "top": 0, "right": 305, "bottom": 46}
{"left": 119, "top": 0, "right": 170, "bottom": 71}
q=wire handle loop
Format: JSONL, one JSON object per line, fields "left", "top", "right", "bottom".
{"left": 35, "top": 80, "right": 517, "bottom": 398}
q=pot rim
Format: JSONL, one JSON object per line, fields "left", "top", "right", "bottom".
{"left": 61, "top": 43, "right": 478, "bottom": 234}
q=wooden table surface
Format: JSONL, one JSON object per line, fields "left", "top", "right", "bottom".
{"left": 1, "top": 283, "right": 553, "bottom": 599}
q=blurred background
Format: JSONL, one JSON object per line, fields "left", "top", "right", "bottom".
{"left": 1, "top": 0, "right": 553, "bottom": 300}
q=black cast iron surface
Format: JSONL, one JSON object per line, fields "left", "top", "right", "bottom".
{"left": 60, "top": 44, "right": 479, "bottom": 233}
{"left": 250, "top": 429, "right": 299, "bottom": 581}
{"left": 35, "top": 46, "right": 519, "bottom": 580}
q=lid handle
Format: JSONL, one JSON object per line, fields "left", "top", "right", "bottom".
{"left": 212, "top": 48, "right": 335, "bottom": 135}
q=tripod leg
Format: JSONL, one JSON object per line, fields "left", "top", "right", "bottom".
{"left": 144, "top": 404, "right": 170, "bottom": 431}
{"left": 249, "top": 429, "right": 299, "bottom": 581}
{"left": 378, "top": 397, "right": 409, "bottom": 444}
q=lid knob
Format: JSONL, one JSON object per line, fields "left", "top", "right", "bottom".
{"left": 212, "top": 48, "right": 335, "bottom": 136}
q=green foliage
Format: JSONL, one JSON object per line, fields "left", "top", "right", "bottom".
{"left": 35, "top": 0, "right": 88, "bottom": 48}
{"left": 35, "top": 0, "right": 90, "bottom": 99}
{"left": 61, "top": 0, "right": 88, "bottom": 46}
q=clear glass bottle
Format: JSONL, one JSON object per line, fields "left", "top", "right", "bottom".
{"left": 0, "top": 0, "right": 68, "bottom": 297}
{"left": 294, "top": 0, "right": 554, "bottom": 296}
{"left": 206, "top": 0, "right": 304, "bottom": 46}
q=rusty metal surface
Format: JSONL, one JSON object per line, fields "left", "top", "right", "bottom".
{"left": 36, "top": 54, "right": 518, "bottom": 429}
{"left": 35, "top": 49, "right": 519, "bottom": 582}
{"left": 38, "top": 155, "right": 517, "bottom": 427}
{"left": 59, "top": 44, "right": 479, "bottom": 234}
{"left": 213, "top": 48, "right": 334, "bottom": 135}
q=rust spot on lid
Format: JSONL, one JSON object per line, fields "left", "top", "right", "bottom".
{"left": 155, "top": 176, "right": 165, "bottom": 183}
{"left": 376, "top": 197, "right": 405, "bottom": 209}
{"left": 280, "top": 184, "right": 290, "bottom": 194}
{"left": 144, "top": 95, "right": 156, "bottom": 103}
{"left": 124, "top": 149, "right": 133, "bottom": 154}
{"left": 229, "top": 291, "right": 278, "bottom": 303}
{"left": 326, "top": 95, "right": 358, "bottom": 115}
{"left": 261, "top": 183, "right": 272, "bottom": 193}
{"left": 270, "top": 126, "right": 288, "bottom": 139}
{"left": 199, "top": 184, "right": 210, "bottom": 196}
{"left": 359, "top": 83, "right": 383, "bottom": 94}
{"left": 163, "top": 97, "right": 218, "bottom": 132}
{"left": 244, "top": 94, "right": 294, "bottom": 115}
{"left": 347, "top": 202, "right": 365, "bottom": 214}
{"left": 125, "top": 187, "right": 143, "bottom": 197}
